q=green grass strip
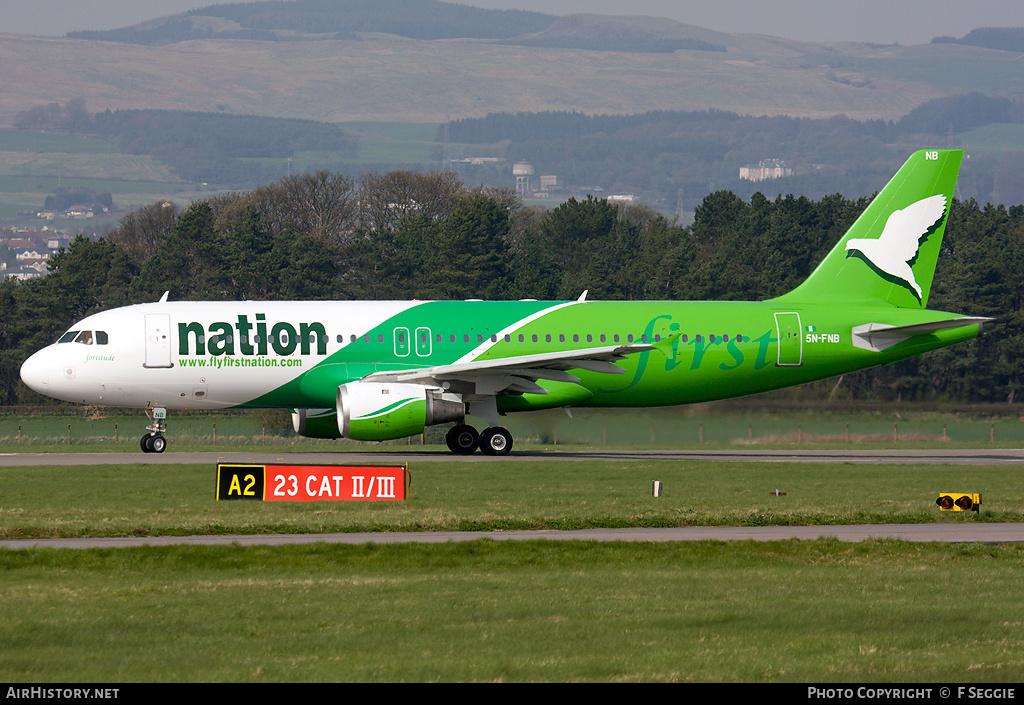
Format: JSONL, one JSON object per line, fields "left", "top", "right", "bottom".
{"left": 1, "top": 540, "right": 1023, "bottom": 682}
{"left": 1, "top": 461, "right": 1021, "bottom": 540}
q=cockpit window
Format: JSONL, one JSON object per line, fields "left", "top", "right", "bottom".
{"left": 57, "top": 330, "right": 108, "bottom": 345}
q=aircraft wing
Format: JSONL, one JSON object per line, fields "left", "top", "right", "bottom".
{"left": 363, "top": 342, "right": 660, "bottom": 397}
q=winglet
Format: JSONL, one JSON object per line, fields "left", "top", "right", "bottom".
{"left": 651, "top": 332, "right": 682, "bottom": 359}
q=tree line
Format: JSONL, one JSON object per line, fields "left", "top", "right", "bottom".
{"left": 446, "top": 95, "right": 1024, "bottom": 210}
{"left": 14, "top": 103, "right": 356, "bottom": 187}
{"left": 2, "top": 168, "right": 1022, "bottom": 406}
{"left": 932, "top": 28, "right": 1024, "bottom": 53}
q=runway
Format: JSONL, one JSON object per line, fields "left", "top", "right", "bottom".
{"left": 4, "top": 447, "right": 1024, "bottom": 466}
{"left": 3, "top": 448, "right": 1022, "bottom": 549}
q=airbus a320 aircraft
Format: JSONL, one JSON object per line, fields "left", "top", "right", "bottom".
{"left": 20, "top": 149, "right": 990, "bottom": 455}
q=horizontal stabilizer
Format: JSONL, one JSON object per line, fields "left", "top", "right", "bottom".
{"left": 852, "top": 317, "right": 993, "bottom": 352}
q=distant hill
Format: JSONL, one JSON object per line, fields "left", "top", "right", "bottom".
{"left": 932, "top": 27, "right": 1024, "bottom": 53}
{"left": 64, "top": 0, "right": 717, "bottom": 53}
{"left": 67, "top": 0, "right": 553, "bottom": 44}
{"left": 1, "top": 1, "right": 1022, "bottom": 129}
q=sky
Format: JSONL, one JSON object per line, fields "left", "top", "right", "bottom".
{"left": 2, "top": 0, "right": 1024, "bottom": 45}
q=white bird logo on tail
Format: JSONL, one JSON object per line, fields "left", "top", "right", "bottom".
{"left": 844, "top": 194, "right": 948, "bottom": 299}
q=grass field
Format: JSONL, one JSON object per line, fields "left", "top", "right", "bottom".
{"left": 1, "top": 460, "right": 1022, "bottom": 540}
{"left": 1, "top": 457, "right": 1024, "bottom": 681}
{"left": 3, "top": 540, "right": 1024, "bottom": 682}
{"left": 3, "top": 411, "right": 1024, "bottom": 682}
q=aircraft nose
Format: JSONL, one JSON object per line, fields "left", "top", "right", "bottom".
{"left": 19, "top": 350, "right": 50, "bottom": 395}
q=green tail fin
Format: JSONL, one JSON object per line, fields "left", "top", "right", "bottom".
{"left": 775, "top": 149, "right": 963, "bottom": 309}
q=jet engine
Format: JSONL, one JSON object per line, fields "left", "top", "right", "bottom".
{"left": 293, "top": 382, "right": 464, "bottom": 442}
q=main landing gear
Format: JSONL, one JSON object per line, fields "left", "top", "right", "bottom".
{"left": 445, "top": 424, "right": 513, "bottom": 456}
{"left": 140, "top": 407, "right": 167, "bottom": 454}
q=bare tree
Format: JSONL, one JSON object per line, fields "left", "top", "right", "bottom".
{"left": 251, "top": 170, "right": 358, "bottom": 246}
{"left": 358, "top": 170, "right": 465, "bottom": 231}
{"left": 106, "top": 200, "right": 180, "bottom": 261}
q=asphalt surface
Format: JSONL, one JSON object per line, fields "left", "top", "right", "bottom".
{"left": 3, "top": 523, "right": 1024, "bottom": 550}
{"left": 3, "top": 448, "right": 1021, "bottom": 549}
{"left": 4, "top": 447, "right": 1024, "bottom": 465}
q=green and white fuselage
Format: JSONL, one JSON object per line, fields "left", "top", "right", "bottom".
{"left": 19, "top": 149, "right": 990, "bottom": 455}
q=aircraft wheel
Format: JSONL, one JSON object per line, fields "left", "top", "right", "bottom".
{"left": 140, "top": 434, "right": 167, "bottom": 453}
{"left": 446, "top": 424, "right": 479, "bottom": 454}
{"left": 479, "top": 427, "right": 513, "bottom": 456}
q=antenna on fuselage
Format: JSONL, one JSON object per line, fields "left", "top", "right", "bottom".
{"left": 158, "top": 291, "right": 169, "bottom": 303}
{"left": 577, "top": 290, "right": 588, "bottom": 302}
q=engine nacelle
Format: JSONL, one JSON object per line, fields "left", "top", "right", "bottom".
{"left": 291, "top": 408, "right": 342, "bottom": 439}
{"left": 337, "top": 381, "right": 464, "bottom": 441}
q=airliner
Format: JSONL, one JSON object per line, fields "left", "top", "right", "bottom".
{"left": 19, "top": 149, "right": 989, "bottom": 455}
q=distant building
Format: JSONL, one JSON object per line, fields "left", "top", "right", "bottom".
{"left": 739, "top": 159, "right": 793, "bottom": 182}
{"left": 607, "top": 194, "right": 637, "bottom": 204}
{"left": 513, "top": 162, "right": 534, "bottom": 197}
{"left": 539, "top": 175, "right": 559, "bottom": 190}
{"left": 452, "top": 157, "right": 504, "bottom": 166}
